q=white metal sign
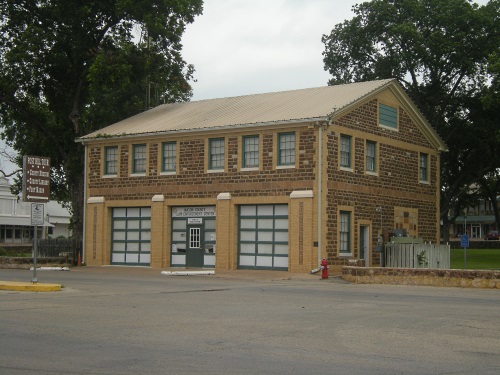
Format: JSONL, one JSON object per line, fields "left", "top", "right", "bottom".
{"left": 31, "top": 203, "right": 44, "bottom": 226}
{"left": 172, "top": 206, "right": 215, "bottom": 218}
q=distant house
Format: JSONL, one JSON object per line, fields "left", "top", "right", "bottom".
{"left": 449, "top": 195, "right": 500, "bottom": 239}
{"left": 77, "top": 79, "right": 447, "bottom": 272}
{"left": 0, "top": 176, "right": 71, "bottom": 243}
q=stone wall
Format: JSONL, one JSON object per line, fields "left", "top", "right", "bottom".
{"left": 342, "top": 266, "right": 500, "bottom": 289}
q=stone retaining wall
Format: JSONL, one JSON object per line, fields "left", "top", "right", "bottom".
{"left": 342, "top": 266, "right": 500, "bottom": 289}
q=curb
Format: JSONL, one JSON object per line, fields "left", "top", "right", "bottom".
{"left": 29, "top": 267, "right": 70, "bottom": 271}
{"left": 161, "top": 270, "right": 215, "bottom": 276}
{"left": 0, "top": 281, "right": 62, "bottom": 292}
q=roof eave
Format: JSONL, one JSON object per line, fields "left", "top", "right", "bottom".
{"left": 75, "top": 116, "right": 329, "bottom": 144}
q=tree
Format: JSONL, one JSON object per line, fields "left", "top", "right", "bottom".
{"left": 0, "top": 0, "right": 203, "bottom": 239}
{"left": 322, "top": 0, "right": 500, "bottom": 242}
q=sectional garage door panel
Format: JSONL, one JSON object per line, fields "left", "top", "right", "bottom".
{"left": 238, "top": 204, "right": 289, "bottom": 270}
{"left": 111, "top": 207, "right": 151, "bottom": 266}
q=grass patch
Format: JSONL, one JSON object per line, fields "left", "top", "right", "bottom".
{"left": 450, "top": 248, "right": 500, "bottom": 270}
{"left": 0, "top": 248, "right": 32, "bottom": 257}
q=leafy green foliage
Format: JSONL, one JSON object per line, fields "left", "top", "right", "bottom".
{"left": 322, "top": 0, "right": 500, "bottom": 240}
{"left": 0, "top": 0, "right": 203, "bottom": 237}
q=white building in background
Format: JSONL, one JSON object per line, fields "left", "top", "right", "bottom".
{"left": 0, "top": 176, "right": 72, "bottom": 244}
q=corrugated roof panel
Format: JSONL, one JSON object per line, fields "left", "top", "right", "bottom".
{"left": 80, "top": 79, "right": 395, "bottom": 139}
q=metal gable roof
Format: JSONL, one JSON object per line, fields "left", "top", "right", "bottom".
{"left": 78, "top": 79, "right": 395, "bottom": 140}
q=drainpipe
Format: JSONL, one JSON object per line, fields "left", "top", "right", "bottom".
{"left": 81, "top": 143, "right": 87, "bottom": 265}
{"left": 317, "top": 123, "right": 323, "bottom": 268}
{"left": 311, "top": 121, "right": 328, "bottom": 273}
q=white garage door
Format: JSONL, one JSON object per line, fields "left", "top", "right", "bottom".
{"left": 111, "top": 207, "right": 151, "bottom": 266}
{"left": 238, "top": 204, "right": 288, "bottom": 270}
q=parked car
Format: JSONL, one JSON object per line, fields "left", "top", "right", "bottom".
{"left": 484, "top": 231, "right": 499, "bottom": 240}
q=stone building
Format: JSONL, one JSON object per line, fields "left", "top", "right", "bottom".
{"left": 77, "top": 79, "right": 447, "bottom": 272}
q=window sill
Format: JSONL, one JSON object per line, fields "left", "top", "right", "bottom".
{"left": 419, "top": 180, "right": 430, "bottom": 185}
{"left": 276, "top": 165, "right": 295, "bottom": 170}
{"left": 379, "top": 124, "right": 399, "bottom": 131}
{"left": 339, "top": 253, "right": 353, "bottom": 257}
{"left": 241, "top": 167, "right": 259, "bottom": 172}
{"left": 102, "top": 174, "right": 117, "bottom": 179}
{"left": 131, "top": 172, "right": 146, "bottom": 177}
{"left": 340, "top": 166, "right": 353, "bottom": 172}
{"left": 160, "top": 171, "right": 176, "bottom": 176}
{"left": 207, "top": 169, "right": 225, "bottom": 174}
{"left": 366, "top": 171, "right": 378, "bottom": 177}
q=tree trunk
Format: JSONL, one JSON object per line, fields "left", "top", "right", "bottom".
{"left": 66, "top": 143, "right": 86, "bottom": 241}
{"left": 441, "top": 215, "right": 451, "bottom": 243}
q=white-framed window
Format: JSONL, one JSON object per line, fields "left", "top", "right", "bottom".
{"left": 339, "top": 211, "right": 351, "bottom": 254}
{"left": 340, "top": 134, "right": 352, "bottom": 168}
{"left": 278, "top": 132, "right": 295, "bottom": 166}
{"left": 366, "top": 140, "right": 376, "bottom": 173}
{"left": 104, "top": 146, "right": 118, "bottom": 175}
{"left": 209, "top": 138, "right": 225, "bottom": 170}
{"left": 420, "top": 153, "right": 429, "bottom": 183}
{"left": 132, "top": 144, "right": 146, "bottom": 174}
{"left": 162, "top": 142, "right": 176, "bottom": 172}
{"left": 243, "top": 135, "right": 259, "bottom": 168}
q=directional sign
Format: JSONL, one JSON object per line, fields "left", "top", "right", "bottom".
{"left": 22, "top": 155, "right": 50, "bottom": 202}
{"left": 460, "top": 234, "right": 469, "bottom": 248}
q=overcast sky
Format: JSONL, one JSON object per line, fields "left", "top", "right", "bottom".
{"left": 182, "top": 0, "right": 358, "bottom": 101}
{"left": 0, "top": 0, "right": 490, "bottom": 177}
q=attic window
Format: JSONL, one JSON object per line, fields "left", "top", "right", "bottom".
{"left": 379, "top": 103, "right": 398, "bottom": 129}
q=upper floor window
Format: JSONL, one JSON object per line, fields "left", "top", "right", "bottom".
{"left": 243, "top": 135, "right": 259, "bottom": 168}
{"left": 209, "top": 138, "right": 225, "bottom": 170}
{"left": 366, "top": 140, "right": 376, "bottom": 173}
{"left": 340, "top": 134, "right": 352, "bottom": 168}
{"left": 104, "top": 146, "right": 118, "bottom": 175}
{"left": 339, "top": 211, "right": 351, "bottom": 254}
{"left": 162, "top": 142, "right": 176, "bottom": 172}
{"left": 420, "top": 153, "right": 429, "bottom": 182}
{"left": 132, "top": 144, "right": 146, "bottom": 174}
{"left": 278, "top": 132, "right": 295, "bottom": 166}
{"left": 379, "top": 103, "right": 398, "bottom": 129}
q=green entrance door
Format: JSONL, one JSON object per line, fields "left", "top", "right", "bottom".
{"left": 186, "top": 226, "right": 204, "bottom": 267}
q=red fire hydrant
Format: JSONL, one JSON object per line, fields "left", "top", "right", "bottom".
{"left": 320, "top": 258, "right": 329, "bottom": 279}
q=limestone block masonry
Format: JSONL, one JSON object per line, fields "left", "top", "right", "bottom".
{"left": 342, "top": 267, "right": 500, "bottom": 289}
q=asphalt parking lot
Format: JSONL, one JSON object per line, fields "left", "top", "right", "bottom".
{"left": 1, "top": 267, "right": 499, "bottom": 375}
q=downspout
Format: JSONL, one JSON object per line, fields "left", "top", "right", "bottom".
{"left": 81, "top": 143, "right": 87, "bottom": 264}
{"left": 311, "top": 121, "right": 327, "bottom": 273}
{"left": 317, "top": 123, "right": 323, "bottom": 268}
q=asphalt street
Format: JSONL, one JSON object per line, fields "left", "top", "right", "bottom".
{"left": 1, "top": 267, "right": 499, "bottom": 375}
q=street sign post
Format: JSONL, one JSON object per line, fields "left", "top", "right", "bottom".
{"left": 30, "top": 203, "right": 45, "bottom": 283}
{"left": 23, "top": 155, "right": 51, "bottom": 283}
{"left": 22, "top": 155, "right": 50, "bottom": 202}
{"left": 460, "top": 234, "right": 469, "bottom": 269}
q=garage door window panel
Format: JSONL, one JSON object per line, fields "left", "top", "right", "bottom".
{"left": 238, "top": 204, "right": 289, "bottom": 270}
{"left": 111, "top": 207, "right": 151, "bottom": 266}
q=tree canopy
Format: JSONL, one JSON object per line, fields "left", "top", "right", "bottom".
{"left": 0, "top": 0, "right": 203, "bottom": 237}
{"left": 322, "top": 0, "right": 500, "bottom": 240}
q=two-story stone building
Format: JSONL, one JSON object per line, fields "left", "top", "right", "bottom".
{"left": 77, "top": 79, "right": 447, "bottom": 272}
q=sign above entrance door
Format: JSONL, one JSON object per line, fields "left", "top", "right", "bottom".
{"left": 172, "top": 206, "right": 215, "bottom": 218}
